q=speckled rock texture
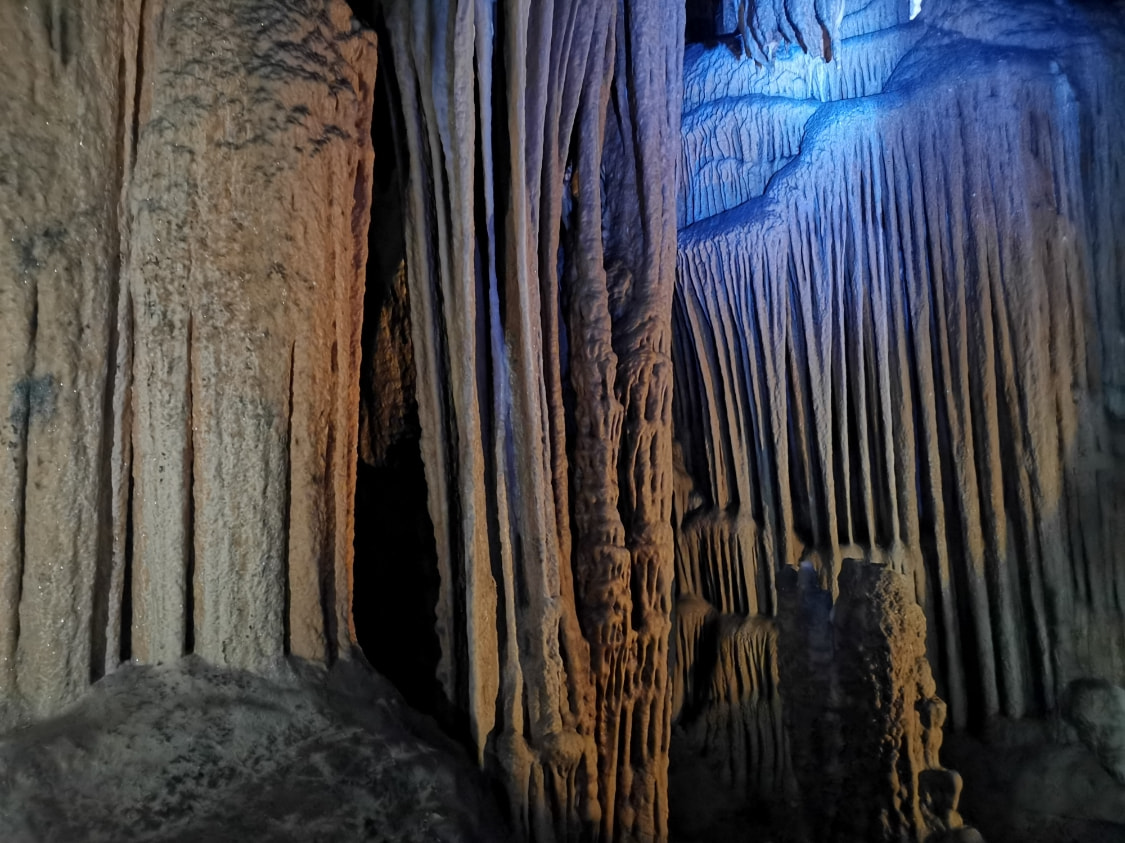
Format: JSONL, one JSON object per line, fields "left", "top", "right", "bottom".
{"left": 0, "top": 0, "right": 376, "bottom": 730}
{"left": 0, "top": 657, "right": 507, "bottom": 842}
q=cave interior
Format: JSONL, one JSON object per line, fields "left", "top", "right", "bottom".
{"left": 1, "top": 0, "right": 1124, "bottom": 841}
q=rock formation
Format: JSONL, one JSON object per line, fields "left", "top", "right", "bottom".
{"left": 777, "top": 559, "right": 963, "bottom": 841}
{"left": 0, "top": 657, "right": 507, "bottom": 843}
{"left": 0, "top": 1, "right": 148, "bottom": 727}
{"left": 671, "top": 0, "right": 1125, "bottom": 838}
{"left": 674, "top": 0, "right": 1125, "bottom": 718}
{"left": 1, "top": 0, "right": 1124, "bottom": 841}
{"left": 376, "top": 2, "right": 683, "bottom": 837}
{"left": 1, "top": 0, "right": 377, "bottom": 730}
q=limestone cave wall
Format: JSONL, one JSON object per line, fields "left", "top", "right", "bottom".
{"left": 375, "top": 2, "right": 683, "bottom": 838}
{"left": 670, "top": 0, "right": 1125, "bottom": 837}
{"left": 2, "top": 1, "right": 1124, "bottom": 842}
{"left": 0, "top": 0, "right": 376, "bottom": 721}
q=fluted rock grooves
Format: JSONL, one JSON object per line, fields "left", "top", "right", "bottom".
{"left": 1, "top": 0, "right": 377, "bottom": 719}
{"left": 3, "top": 1, "right": 1125, "bottom": 842}
{"left": 672, "top": 0, "right": 1125, "bottom": 838}
{"left": 377, "top": 1, "right": 683, "bottom": 838}
{"left": 1, "top": 1, "right": 131, "bottom": 724}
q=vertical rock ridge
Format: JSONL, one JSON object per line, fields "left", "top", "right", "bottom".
{"left": 381, "top": 0, "right": 682, "bottom": 838}
{"left": 124, "top": 0, "right": 376, "bottom": 673}
{"left": 1, "top": 2, "right": 134, "bottom": 723}
{"left": 673, "top": 6, "right": 1125, "bottom": 752}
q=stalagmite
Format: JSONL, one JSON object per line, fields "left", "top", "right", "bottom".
{"left": 777, "top": 559, "right": 963, "bottom": 841}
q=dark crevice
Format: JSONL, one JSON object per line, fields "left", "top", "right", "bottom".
{"left": 91, "top": 273, "right": 122, "bottom": 681}
{"left": 351, "top": 21, "right": 445, "bottom": 724}
{"left": 120, "top": 465, "right": 134, "bottom": 664}
{"left": 184, "top": 314, "right": 195, "bottom": 656}
{"left": 282, "top": 342, "right": 295, "bottom": 656}
{"left": 324, "top": 337, "right": 339, "bottom": 664}
{"left": 12, "top": 284, "right": 40, "bottom": 668}
{"left": 130, "top": 0, "right": 148, "bottom": 171}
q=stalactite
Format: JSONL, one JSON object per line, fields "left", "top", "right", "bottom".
{"left": 673, "top": 0, "right": 1125, "bottom": 743}
{"left": 379, "top": 0, "right": 682, "bottom": 838}
{"left": 682, "top": 19, "right": 924, "bottom": 113}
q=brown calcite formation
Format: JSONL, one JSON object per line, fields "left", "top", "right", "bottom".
{"left": 0, "top": 2, "right": 133, "bottom": 725}
{"left": 3, "top": 0, "right": 1125, "bottom": 840}
{"left": 0, "top": 0, "right": 377, "bottom": 727}
{"left": 682, "top": 614, "right": 793, "bottom": 799}
{"left": 126, "top": 0, "right": 376, "bottom": 671}
{"left": 777, "top": 558, "right": 964, "bottom": 841}
{"left": 379, "top": 0, "right": 683, "bottom": 839}
{"left": 669, "top": 607, "right": 797, "bottom": 841}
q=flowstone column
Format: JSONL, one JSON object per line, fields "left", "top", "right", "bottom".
{"left": 0, "top": 2, "right": 133, "bottom": 726}
{"left": 126, "top": 0, "right": 377, "bottom": 671}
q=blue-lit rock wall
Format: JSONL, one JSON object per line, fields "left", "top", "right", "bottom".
{"left": 671, "top": 0, "right": 1125, "bottom": 837}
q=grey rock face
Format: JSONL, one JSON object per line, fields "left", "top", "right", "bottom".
{"left": 0, "top": 657, "right": 507, "bottom": 842}
{"left": 1063, "top": 678, "right": 1125, "bottom": 785}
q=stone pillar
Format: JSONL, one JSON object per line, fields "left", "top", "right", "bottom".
{"left": 126, "top": 0, "right": 376, "bottom": 671}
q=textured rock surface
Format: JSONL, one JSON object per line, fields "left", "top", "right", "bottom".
{"left": 378, "top": 1, "right": 683, "bottom": 839}
{"left": 126, "top": 0, "right": 376, "bottom": 672}
{"left": 669, "top": 611, "right": 796, "bottom": 841}
{"left": 671, "top": 1, "right": 1125, "bottom": 839}
{"left": 1062, "top": 678, "right": 1125, "bottom": 785}
{"left": 944, "top": 718, "right": 1125, "bottom": 843}
{"left": 777, "top": 559, "right": 965, "bottom": 841}
{"left": 687, "top": 0, "right": 853, "bottom": 62}
{"left": 673, "top": 0, "right": 1125, "bottom": 744}
{"left": 2, "top": 1, "right": 1125, "bottom": 841}
{"left": 0, "top": 0, "right": 377, "bottom": 731}
{"left": 0, "top": 0, "right": 132, "bottom": 727}
{"left": 0, "top": 657, "right": 506, "bottom": 842}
